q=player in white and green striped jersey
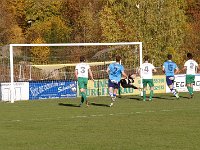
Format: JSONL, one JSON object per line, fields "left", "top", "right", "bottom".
{"left": 183, "top": 53, "right": 199, "bottom": 98}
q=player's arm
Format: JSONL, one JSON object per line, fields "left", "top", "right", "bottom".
{"left": 175, "top": 67, "right": 179, "bottom": 74}
{"left": 182, "top": 61, "right": 188, "bottom": 72}
{"left": 122, "top": 71, "right": 128, "bottom": 78}
{"left": 137, "top": 67, "right": 142, "bottom": 77}
{"left": 136, "top": 67, "right": 140, "bottom": 76}
{"left": 152, "top": 65, "right": 157, "bottom": 73}
{"left": 197, "top": 64, "right": 200, "bottom": 73}
{"left": 75, "top": 69, "right": 78, "bottom": 80}
{"left": 182, "top": 66, "right": 187, "bottom": 72}
{"left": 162, "top": 66, "right": 165, "bottom": 73}
{"left": 88, "top": 68, "right": 94, "bottom": 81}
{"left": 129, "top": 74, "right": 137, "bottom": 79}
{"left": 106, "top": 67, "right": 110, "bottom": 74}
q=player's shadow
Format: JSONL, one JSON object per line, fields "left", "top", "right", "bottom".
{"left": 154, "top": 95, "right": 189, "bottom": 100}
{"left": 129, "top": 97, "right": 142, "bottom": 101}
{"left": 179, "top": 95, "right": 190, "bottom": 99}
{"left": 58, "top": 103, "right": 80, "bottom": 107}
{"left": 153, "top": 96, "right": 175, "bottom": 100}
{"left": 90, "top": 102, "right": 110, "bottom": 107}
{"left": 129, "top": 96, "right": 182, "bottom": 101}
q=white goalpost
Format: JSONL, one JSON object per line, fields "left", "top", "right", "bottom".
{"left": 9, "top": 42, "right": 142, "bottom": 103}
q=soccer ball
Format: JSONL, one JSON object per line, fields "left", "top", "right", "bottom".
{"left": 71, "top": 87, "right": 76, "bottom": 92}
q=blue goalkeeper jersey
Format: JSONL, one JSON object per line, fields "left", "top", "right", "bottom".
{"left": 163, "top": 60, "right": 178, "bottom": 76}
{"left": 108, "top": 63, "right": 124, "bottom": 82}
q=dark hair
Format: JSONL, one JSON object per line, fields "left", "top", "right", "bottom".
{"left": 144, "top": 55, "right": 149, "bottom": 61}
{"left": 116, "top": 55, "right": 121, "bottom": 62}
{"left": 187, "top": 53, "right": 193, "bottom": 59}
{"left": 80, "top": 56, "right": 86, "bottom": 62}
{"left": 167, "top": 54, "right": 172, "bottom": 60}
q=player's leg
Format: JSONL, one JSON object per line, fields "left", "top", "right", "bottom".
{"left": 142, "top": 79, "right": 147, "bottom": 101}
{"left": 189, "top": 75, "right": 195, "bottom": 96}
{"left": 78, "top": 78, "right": 87, "bottom": 106}
{"left": 79, "top": 88, "right": 86, "bottom": 105}
{"left": 108, "top": 79, "right": 114, "bottom": 107}
{"left": 186, "top": 75, "right": 191, "bottom": 95}
{"left": 83, "top": 79, "right": 89, "bottom": 106}
{"left": 148, "top": 79, "right": 154, "bottom": 101}
{"left": 186, "top": 75, "right": 195, "bottom": 98}
{"left": 189, "top": 83, "right": 194, "bottom": 98}
{"left": 167, "top": 76, "right": 179, "bottom": 98}
{"left": 109, "top": 81, "right": 120, "bottom": 107}
{"left": 108, "top": 79, "right": 114, "bottom": 97}
{"left": 109, "top": 86, "right": 115, "bottom": 107}
{"left": 113, "top": 83, "right": 120, "bottom": 100}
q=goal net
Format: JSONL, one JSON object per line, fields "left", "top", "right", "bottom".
{"left": 4, "top": 42, "right": 142, "bottom": 102}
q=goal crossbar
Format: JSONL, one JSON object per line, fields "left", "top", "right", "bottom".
{"left": 10, "top": 42, "right": 142, "bottom": 47}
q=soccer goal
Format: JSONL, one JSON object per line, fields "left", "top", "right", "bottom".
{"left": 6, "top": 42, "right": 142, "bottom": 103}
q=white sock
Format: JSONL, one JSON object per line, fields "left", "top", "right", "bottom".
{"left": 171, "top": 88, "right": 177, "bottom": 96}
{"left": 109, "top": 92, "right": 113, "bottom": 97}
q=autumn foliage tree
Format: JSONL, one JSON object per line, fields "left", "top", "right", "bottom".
{"left": 0, "top": 0, "right": 199, "bottom": 66}
{"left": 31, "top": 37, "right": 50, "bottom": 64}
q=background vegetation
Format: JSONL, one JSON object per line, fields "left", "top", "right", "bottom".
{"left": 0, "top": 0, "right": 199, "bottom": 65}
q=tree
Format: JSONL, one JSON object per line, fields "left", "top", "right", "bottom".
{"left": 99, "top": 0, "right": 187, "bottom": 66}
{"left": 0, "top": 0, "right": 21, "bottom": 45}
{"left": 25, "top": 0, "right": 71, "bottom": 43}
{"left": 61, "top": 0, "right": 103, "bottom": 43}
{"left": 31, "top": 37, "right": 50, "bottom": 64}
{"left": 184, "top": 0, "right": 200, "bottom": 63}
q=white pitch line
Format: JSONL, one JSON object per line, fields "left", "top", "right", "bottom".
{"left": 161, "top": 110, "right": 172, "bottom": 112}
{"left": 3, "top": 107, "right": 199, "bottom": 123}
{"left": 145, "top": 110, "right": 155, "bottom": 113}
{"left": 11, "top": 120, "right": 21, "bottom": 122}
{"left": 76, "top": 116, "right": 87, "bottom": 118}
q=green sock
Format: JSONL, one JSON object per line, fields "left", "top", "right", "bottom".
{"left": 81, "top": 96, "right": 84, "bottom": 104}
{"left": 143, "top": 91, "right": 146, "bottom": 100}
{"left": 81, "top": 92, "right": 87, "bottom": 103}
{"left": 150, "top": 90, "right": 153, "bottom": 99}
{"left": 191, "top": 87, "right": 193, "bottom": 94}
{"left": 187, "top": 87, "right": 192, "bottom": 95}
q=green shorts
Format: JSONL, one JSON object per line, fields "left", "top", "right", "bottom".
{"left": 186, "top": 75, "right": 195, "bottom": 84}
{"left": 142, "top": 79, "right": 154, "bottom": 87}
{"left": 78, "top": 77, "right": 88, "bottom": 89}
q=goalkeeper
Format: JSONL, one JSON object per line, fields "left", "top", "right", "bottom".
{"left": 120, "top": 74, "right": 140, "bottom": 89}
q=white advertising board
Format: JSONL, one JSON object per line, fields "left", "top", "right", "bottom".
{"left": 166, "top": 74, "right": 200, "bottom": 93}
{"left": 0, "top": 82, "right": 29, "bottom": 101}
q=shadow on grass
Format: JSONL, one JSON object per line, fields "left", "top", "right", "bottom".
{"left": 153, "top": 96, "right": 174, "bottom": 100}
{"left": 90, "top": 102, "right": 110, "bottom": 107}
{"left": 128, "top": 95, "right": 179, "bottom": 101}
{"left": 129, "top": 97, "right": 142, "bottom": 101}
{"left": 58, "top": 103, "right": 80, "bottom": 107}
{"left": 179, "top": 95, "right": 190, "bottom": 99}
{"left": 153, "top": 95, "right": 189, "bottom": 100}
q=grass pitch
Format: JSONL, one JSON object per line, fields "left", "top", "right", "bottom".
{"left": 0, "top": 92, "right": 200, "bottom": 150}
